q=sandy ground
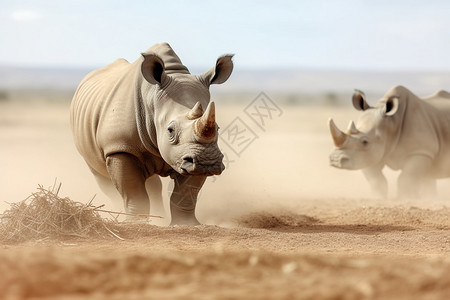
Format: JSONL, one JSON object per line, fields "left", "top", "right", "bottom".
{"left": 1, "top": 97, "right": 450, "bottom": 299}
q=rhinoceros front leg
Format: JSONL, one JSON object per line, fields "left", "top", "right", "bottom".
{"left": 106, "top": 153, "right": 149, "bottom": 217}
{"left": 397, "top": 155, "right": 432, "bottom": 199}
{"left": 420, "top": 177, "right": 437, "bottom": 199}
{"left": 169, "top": 174, "right": 206, "bottom": 225}
{"left": 146, "top": 176, "right": 164, "bottom": 217}
{"left": 362, "top": 165, "right": 388, "bottom": 198}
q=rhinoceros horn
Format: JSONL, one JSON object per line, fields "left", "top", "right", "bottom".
{"left": 329, "top": 118, "right": 348, "bottom": 147}
{"left": 186, "top": 101, "right": 204, "bottom": 120}
{"left": 194, "top": 102, "right": 216, "bottom": 139}
{"left": 346, "top": 120, "right": 359, "bottom": 135}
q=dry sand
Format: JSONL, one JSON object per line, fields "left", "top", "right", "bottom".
{"left": 1, "top": 97, "right": 450, "bottom": 299}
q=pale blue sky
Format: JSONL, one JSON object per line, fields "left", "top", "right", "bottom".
{"left": 1, "top": 0, "right": 450, "bottom": 71}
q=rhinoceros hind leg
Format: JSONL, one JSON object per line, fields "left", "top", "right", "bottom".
{"left": 397, "top": 155, "right": 432, "bottom": 199}
{"left": 169, "top": 174, "right": 206, "bottom": 225}
{"left": 106, "top": 153, "right": 150, "bottom": 216}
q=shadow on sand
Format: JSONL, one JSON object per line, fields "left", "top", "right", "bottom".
{"left": 236, "top": 211, "right": 413, "bottom": 235}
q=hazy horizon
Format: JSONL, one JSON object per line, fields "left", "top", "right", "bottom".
{"left": 1, "top": 64, "right": 449, "bottom": 99}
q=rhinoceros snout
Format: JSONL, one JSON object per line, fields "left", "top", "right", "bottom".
{"left": 329, "top": 152, "right": 350, "bottom": 169}
{"left": 180, "top": 155, "right": 224, "bottom": 176}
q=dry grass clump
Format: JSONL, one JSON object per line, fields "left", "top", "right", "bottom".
{"left": 0, "top": 183, "right": 121, "bottom": 243}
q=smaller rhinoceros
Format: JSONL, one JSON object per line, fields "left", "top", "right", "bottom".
{"left": 70, "top": 43, "right": 233, "bottom": 225}
{"left": 328, "top": 85, "right": 450, "bottom": 199}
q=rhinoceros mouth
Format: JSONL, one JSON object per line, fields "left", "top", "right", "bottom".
{"left": 180, "top": 166, "right": 224, "bottom": 176}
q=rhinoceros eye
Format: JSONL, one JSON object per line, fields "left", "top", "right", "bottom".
{"left": 361, "top": 138, "right": 369, "bottom": 146}
{"left": 167, "top": 122, "right": 178, "bottom": 144}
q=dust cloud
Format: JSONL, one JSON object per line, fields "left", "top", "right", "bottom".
{"left": 1, "top": 97, "right": 449, "bottom": 221}
{"left": 0, "top": 98, "right": 385, "bottom": 221}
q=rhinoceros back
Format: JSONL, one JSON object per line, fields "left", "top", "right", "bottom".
{"left": 70, "top": 58, "right": 143, "bottom": 177}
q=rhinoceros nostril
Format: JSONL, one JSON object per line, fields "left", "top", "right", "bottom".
{"left": 180, "top": 156, "right": 196, "bottom": 175}
{"left": 183, "top": 157, "right": 194, "bottom": 164}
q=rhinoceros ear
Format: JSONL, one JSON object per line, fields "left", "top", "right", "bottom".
{"left": 141, "top": 53, "right": 167, "bottom": 85}
{"left": 385, "top": 96, "right": 399, "bottom": 116}
{"left": 202, "top": 54, "right": 234, "bottom": 85}
{"left": 352, "top": 89, "right": 371, "bottom": 111}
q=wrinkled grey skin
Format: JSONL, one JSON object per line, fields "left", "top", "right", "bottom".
{"left": 70, "top": 43, "right": 233, "bottom": 225}
{"left": 329, "top": 85, "right": 450, "bottom": 199}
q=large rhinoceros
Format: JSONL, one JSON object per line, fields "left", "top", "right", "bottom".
{"left": 70, "top": 43, "right": 233, "bottom": 225}
{"left": 328, "top": 85, "right": 450, "bottom": 199}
